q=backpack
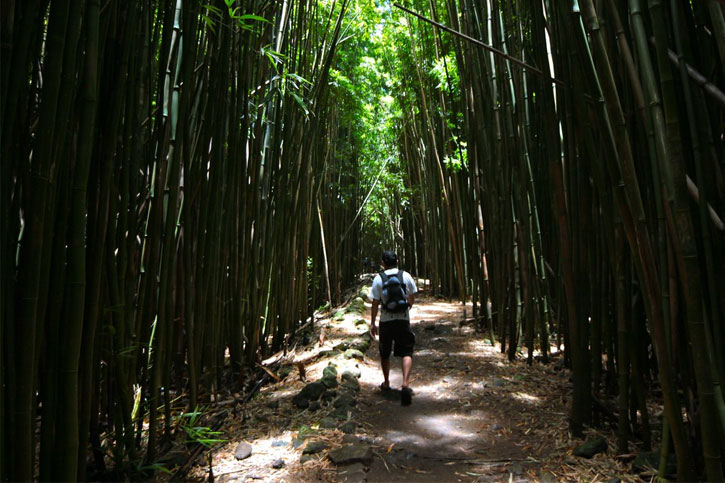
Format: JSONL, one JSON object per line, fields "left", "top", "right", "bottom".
{"left": 379, "top": 270, "right": 409, "bottom": 313}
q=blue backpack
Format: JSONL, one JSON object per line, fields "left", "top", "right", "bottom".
{"left": 379, "top": 270, "right": 409, "bottom": 313}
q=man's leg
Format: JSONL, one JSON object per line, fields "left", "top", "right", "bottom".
{"left": 401, "top": 356, "right": 412, "bottom": 388}
{"left": 381, "top": 358, "right": 391, "bottom": 388}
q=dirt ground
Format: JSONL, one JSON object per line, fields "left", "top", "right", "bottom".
{"left": 185, "top": 287, "right": 646, "bottom": 482}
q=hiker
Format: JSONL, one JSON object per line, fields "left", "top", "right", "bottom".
{"left": 369, "top": 250, "right": 418, "bottom": 405}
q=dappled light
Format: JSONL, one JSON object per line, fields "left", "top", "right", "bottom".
{"left": 3, "top": 0, "right": 722, "bottom": 480}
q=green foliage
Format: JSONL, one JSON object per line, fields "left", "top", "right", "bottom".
{"left": 177, "top": 408, "right": 227, "bottom": 448}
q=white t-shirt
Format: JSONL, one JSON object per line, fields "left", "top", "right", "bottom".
{"left": 371, "top": 268, "right": 418, "bottom": 322}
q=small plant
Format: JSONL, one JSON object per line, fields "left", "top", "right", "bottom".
{"left": 178, "top": 407, "right": 227, "bottom": 448}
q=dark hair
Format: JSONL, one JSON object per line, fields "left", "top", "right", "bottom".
{"left": 381, "top": 250, "right": 398, "bottom": 267}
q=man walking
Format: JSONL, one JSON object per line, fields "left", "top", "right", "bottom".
{"left": 370, "top": 251, "right": 418, "bottom": 405}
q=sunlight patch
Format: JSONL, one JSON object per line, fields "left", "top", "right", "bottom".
{"left": 511, "top": 391, "right": 541, "bottom": 405}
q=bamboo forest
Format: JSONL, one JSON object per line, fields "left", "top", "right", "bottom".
{"left": 2, "top": 0, "right": 724, "bottom": 481}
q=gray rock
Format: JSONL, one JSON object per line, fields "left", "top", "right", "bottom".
{"left": 158, "top": 449, "right": 188, "bottom": 467}
{"left": 271, "top": 458, "right": 285, "bottom": 469}
{"left": 293, "top": 381, "right": 326, "bottom": 407}
{"left": 342, "top": 369, "right": 361, "bottom": 381}
{"left": 632, "top": 451, "right": 675, "bottom": 475}
{"left": 573, "top": 436, "right": 607, "bottom": 458}
{"left": 292, "top": 394, "right": 310, "bottom": 409}
{"left": 539, "top": 471, "right": 558, "bottom": 483}
{"left": 340, "top": 421, "right": 357, "bottom": 433}
{"left": 334, "top": 393, "right": 357, "bottom": 408}
{"left": 321, "top": 417, "right": 339, "bottom": 429}
{"left": 353, "top": 318, "right": 368, "bottom": 327}
{"left": 344, "top": 349, "right": 365, "bottom": 360}
{"left": 322, "top": 389, "right": 337, "bottom": 402}
{"left": 334, "top": 340, "right": 352, "bottom": 351}
{"left": 303, "top": 440, "right": 330, "bottom": 454}
{"left": 340, "top": 462, "right": 366, "bottom": 474}
{"left": 332, "top": 405, "right": 354, "bottom": 420}
{"left": 271, "top": 439, "right": 288, "bottom": 447}
{"left": 338, "top": 462, "right": 368, "bottom": 482}
{"left": 424, "top": 324, "right": 436, "bottom": 331}
{"left": 323, "top": 364, "right": 338, "bottom": 379}
{"left": 350, "top": 341, "right": 370, "bottom": 353}
{"left": 321, "top": 375, "right": 339, "bottom": 388}
{"left": 347, "top": 297, "right": 366, "bottom": 314}
{"left": 278, "top": 365, "right": 294, "bottom": 379}
{"left": 328, "top": 444, "right": 373, "bottom": 465}
{"left": 492, "top": 377, "right": 506, "bottom": 387}
{"left": 342, "top": 378, "right": 360, "bottom": 392}
{"left": 234, "top": 442, "right": 252, "bottom": 460}
{"left": 320, "top": 349, "right": 341, "bottom": 357}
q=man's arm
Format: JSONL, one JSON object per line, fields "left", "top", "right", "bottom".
{"left": 370, "top": 299, "right": 380, "bottom": 338}
{"left": 407, "top": 293, "right": 414, "bottom": 308}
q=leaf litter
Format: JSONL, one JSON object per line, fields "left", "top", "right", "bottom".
{"left": 169, "top": 285, "right": 658, "bottom": 482}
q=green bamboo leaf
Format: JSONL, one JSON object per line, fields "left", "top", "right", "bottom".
{"left": 290, "top": 91, "right": 310, "bottom": 116}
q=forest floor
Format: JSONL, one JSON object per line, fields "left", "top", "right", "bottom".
{"left": 182, "top": 279, "right": 655, "bottom": 482}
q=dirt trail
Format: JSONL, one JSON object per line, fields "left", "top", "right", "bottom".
{"left": 189, "top": 290, "right": 638, "bottom": 482}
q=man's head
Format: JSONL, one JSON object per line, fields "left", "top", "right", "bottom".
{"left": 381, "top": 250, "right": 398, "bottom": 268}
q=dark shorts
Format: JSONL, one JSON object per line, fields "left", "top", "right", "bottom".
{"left": 379, "top": 319, "right": 415, "bottom": 359}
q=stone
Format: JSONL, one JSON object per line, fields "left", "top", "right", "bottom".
{"left": 321, "top": 417, "right": 339, "bottom": 429}
{"left": 334, "top": 393, "right": 357, "bottom": 408}
{"left": 322, "top": 389, "right": 337, "bottom": 402}
{"left": 158, "top": 449, "right": 188, "bottom": 467}
{"left": 341, "top": 378, "right": 360, "bottom": 392}
{"left": 294, "top": 381, "right": 326, "bottom": 407}
{"left": 332, "top": 404, "right": 354, "bottom": 420}
{"left": 492, "top": 377, "right": 506, "bottom": 387}
{"left": 321, "top": 375, "right": 339, "bottom": 388}
{"left": 328, "top": 444, "right": 373, "bottom": 465}
{"left": 308, "top": 400, "right": 321, "bottom": 411}
{"left": 424, "top": 324, "right": 436, "bottom": 331}
{"left": 323, "top": 364, "right": 338, "bottom": 378}
{"left": 342, "top": 368, "right": 361, "bottom": 381}
{"left": 340, "top": 421, "right": 357, "bottom": 434}
{"left": 350, "top": 340, "right": 370, "bottom": 353}
{"left": 344, "top": 349, "right": 364, "bottom": 360}
{"left": 271, "top": 458, "right": 285, "bottom": 469}
{"left": 347, "top": 297, "right": 366, "bottom": 314}
{"left": 632, "top": 451, "right": 675, "bottom": 475}
{"left": 353, "top": 318, "right": 368, "bottom": 327}
{"left": 234, "top": 442, "right": 252, "bottom": 460}
{"left": 338, "top": 463, "right": 367, "bottom": 482}
{"left": 334, "top": 341, "right": 351, "bottom": 351}
{"left": 266, "top": 400, "right": 280, "bottom": 409}
{"left": 573, "top": 436, "right": 607, "bottom": 458}
{"left": 278, "top": 365, "right": 294, "bottom": 379}
{"left": 271, "top": 439, "right": 288, "bottom": 447}
{"left": 292, "top": 394, "right": 310, "bottom": 409}
{"left": 303, "top": 440, "right": 330, "bottom": 454}
{"left": 320, "top": 349, "right": 341, "bottom": 357}
{"left": 539, "top": 471, "right": 558, "bottom": 483}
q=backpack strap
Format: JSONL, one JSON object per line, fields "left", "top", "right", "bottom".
{"left": 397, "top": 269, "right": 407, "bottom": 294}
{"left": 378, "top": 270, "right": 389, "bottom": 283}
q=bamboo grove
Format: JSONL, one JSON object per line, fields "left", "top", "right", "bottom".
{"left": 2, "top": 0, "right": 725, "bottom": 481}
{"left": 0, "top": 0, "right": 379, "bottom": 479}
{"left": 388, "top": 0, "right": 724, "bottom": 480}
